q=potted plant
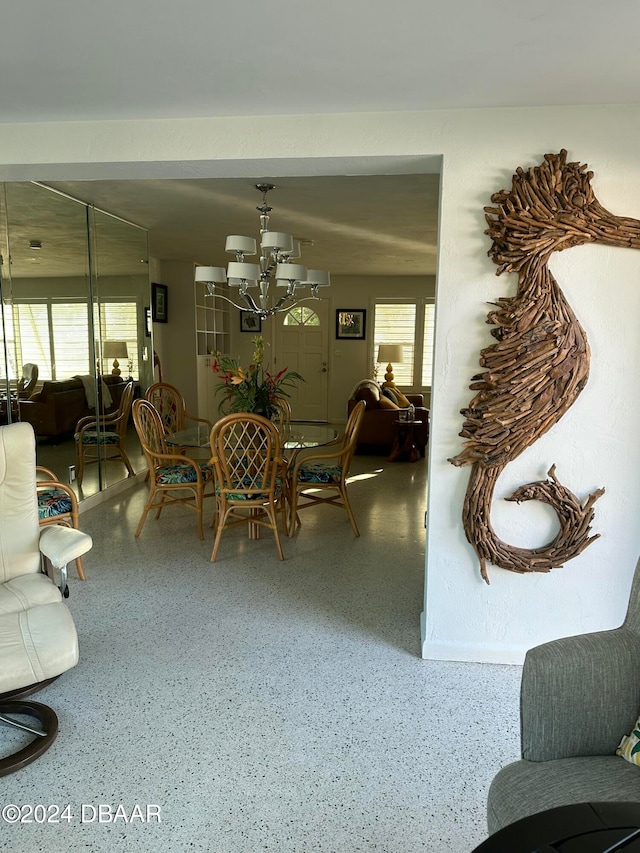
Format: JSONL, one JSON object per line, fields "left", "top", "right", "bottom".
{"left": 211, "top": 335, "right": 303, "bottom": 419}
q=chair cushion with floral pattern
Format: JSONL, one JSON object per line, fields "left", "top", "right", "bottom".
{"left": 155, "top": 461, "right": 213, "bottom": 485}
{"left": 76, "top": 429, "right": 121, "bottom": 445}
{"left": 216, "top": 475, "right": 283, "bottom": 501}
{"left": 295, "top": 463, "right": 342, "bottom": 485}
{"left": 38, "top": 488, "right": 73, "bottom": 519}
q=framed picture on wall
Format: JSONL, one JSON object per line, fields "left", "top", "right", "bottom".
{"left": 336, "top": 309, "right": 366, "bottom": 340}
{"left": 240, "top": 311, "right": 262, "bottom": 333}
{"left": 152, "top": 283, "right": 168, "bottom": 323}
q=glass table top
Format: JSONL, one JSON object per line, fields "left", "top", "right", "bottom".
{"left": 165, "top": 422, "right": 338, "bottom": 450}
{"left": 285, "top": 424, "right": 337, "bottom": 449}
{"left": 166, "top": 424, "right": 211, "bottom": 448}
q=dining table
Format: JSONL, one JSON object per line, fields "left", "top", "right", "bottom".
{"left": 285, "top": 424, "right": 337, "bottom": 453}
{"left": 165, "top": 421, "right": 338, "bottom": 454}
{"left": 165, "top": 423, "right": 211, "bottom": 450}
{"left": 165, "top": 420, "right": 338, "bottom": 541}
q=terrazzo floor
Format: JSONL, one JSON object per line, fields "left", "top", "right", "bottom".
{"left": 1, "top": 452, "right": 522, "bottom": 853}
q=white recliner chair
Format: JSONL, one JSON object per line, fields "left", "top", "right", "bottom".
{"left": 0, "top": 422, "right": 92, "bottom": 776}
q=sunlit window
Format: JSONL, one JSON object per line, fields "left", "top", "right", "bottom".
{"left": 95, "top": 301, "right": 139, "bottom": 378}
{"left": 283, "top": 307, "right": 320, "bottom": 326}
{"left": 0, "top": 298, "right": 139, "bottom": 381}
{"left": 373, "top": 298, "right": 435, "bottom": 389}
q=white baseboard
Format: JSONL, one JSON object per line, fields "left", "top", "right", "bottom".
{"left": 420, "top": 612, "right": 525, "bottom": 664}
{"left": 77, "top": 471, "right": 145, "bottom": 514}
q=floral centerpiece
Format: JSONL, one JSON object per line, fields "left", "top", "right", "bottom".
{"left": 211, "top": 335, "right": 304, "bottom": 419}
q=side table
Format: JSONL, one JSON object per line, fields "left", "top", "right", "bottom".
{"left": 388, "top": 419, "right": 423, "bottom": 463}
{"left": 472, "top": 801, "right": 640, "bottom": 852}
{"left": 0, "top": 394, "right": 20, "bottom": 425}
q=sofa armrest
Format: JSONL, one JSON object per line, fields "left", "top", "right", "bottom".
{"left": 348, "top": 395, "right": 426, "bottom": 412}
{"left": 407, "top": 394, "right": 424, "bottom": 406}
{"left": 521, "top": 627, "right": 640, "bottom": 762}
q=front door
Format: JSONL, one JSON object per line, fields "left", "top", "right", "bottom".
{"left": 274, "top": 300, "right": 329, "bottom": 422}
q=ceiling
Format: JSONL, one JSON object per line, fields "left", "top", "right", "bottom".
{"left": 1, "top": 1, "right": 637, "bottom": 122}
{"left": 1, "top": 1, "right": 637, "bottom": 279}
{"left": 41, "top": 174, "right": 441, "bottom": 277}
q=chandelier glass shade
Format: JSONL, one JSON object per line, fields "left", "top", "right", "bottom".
{"left": 195, "top": 184, "right": 330, "bottom": 319}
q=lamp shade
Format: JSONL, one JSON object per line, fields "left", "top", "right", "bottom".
{"left": 303, "top": 269, "right": 330, "bottom": 287}
{"left": 225, "top": 235, "right": 257, "bottom": 255}
{"left": 288, "top": 240, "right": 302, "bottom": 260}
{"left": 261, "top": 232, "right": 294, "bottom": 253}
{"left": 377, "top": 344, "right": 403, "bottom": 364}
{"left": 227, "top": 262, "right": 261, "bottom": 281}
{"left": 275, "top": 263, "right": 306, "bottom": 283}
{"left": 195, "top": 266, "right": 227, "bottom": 283}
{"left": 103, "top": 340, "right": 129, "bottom": 359}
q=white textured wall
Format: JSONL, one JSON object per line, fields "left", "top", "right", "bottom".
{"left": 2, "top": 105, "right": 639, "bottom": 662}
{"left": 424, "top": 110, "right": 640, "bottom": 663}
{"left": 157, "top": 261, "right": 198, "bottom": 411}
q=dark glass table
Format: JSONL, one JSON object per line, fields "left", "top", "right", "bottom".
{"left": 389, "top": 419, "right": 424, "bottom": 462}
{"left": 473, "top": 802, "right": 640, "bottom": 853}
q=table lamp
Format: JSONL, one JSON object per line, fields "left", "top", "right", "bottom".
{"left": 103, "top": 341, "right": 129, "bottom": 376}
{"left": 377, "top": 344, "right": 404, "bottom": 387}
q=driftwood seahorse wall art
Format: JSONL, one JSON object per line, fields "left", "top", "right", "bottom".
{"left": 449, "top": 150, "right": 640, "bottom": 584}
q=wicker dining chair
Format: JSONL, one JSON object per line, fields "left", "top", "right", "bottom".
{"left": 146, "top": 382, "right": 212, "bottom": 434}
{"left": 145, "top": 381, "right": 213, "bottom": 457}
{"left": 209, "top": 413, "right": 288, "bottom": 562}
{"left": 271, "top": 396, "right": 292, "bottom": 447}
{"left": 288, "top": 400, "right": 366, "bottom": 537}
{"left": 74, "top": 379, "right": 136, "bottom": 486}
{"left": 132, "top": 399, "right": 214, "bottom": 539}
{"left": 35, "top": 466, "right": 87, "bottom": 580}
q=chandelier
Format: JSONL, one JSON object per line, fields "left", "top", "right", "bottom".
{"left": 195, "top": 183, "right": 331, "bottom": 319}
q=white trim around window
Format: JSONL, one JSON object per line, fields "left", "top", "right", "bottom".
{"left": 371, "top": 297, "right": 435, "bottom": 392}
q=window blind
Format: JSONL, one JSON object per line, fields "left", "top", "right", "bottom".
{"left": 16, "top": 303, "right": 52, "bottom": 378}
{"left": 373, "top": 303, "right": 416, "bottom": 386}
{"left": 421, "top": 301, "right": 435, "bottom": 387}
{"left": 95, "top": 301, "right": 139, "bottom": 378}
{"left": 52, "top": 302, "right": 91, "bottom": 378}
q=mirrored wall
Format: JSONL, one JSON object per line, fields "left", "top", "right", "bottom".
{"left": 0, "top": 181, "right": 153, "bottom": 499}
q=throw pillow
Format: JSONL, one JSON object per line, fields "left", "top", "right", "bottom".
{"left": 616, "top": 714, "right": 640, "bottom": 766}
{"left": 393, "top": 389, "right": 413, "bottom": 408}
{"left": 379, "top": 396, "right": 399, "bottom": 410}
{"left": 381, "top": 387, "right": 399, "bottom": 403}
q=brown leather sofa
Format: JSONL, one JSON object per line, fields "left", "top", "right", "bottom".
{"left": 347, "top": 379, "right": 429, "bottom": 454}
{"left": 19, "top": 376, "right": 127, "bottom": 438}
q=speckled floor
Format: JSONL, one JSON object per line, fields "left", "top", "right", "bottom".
{"left": 1, "top": 453, "right": 521, "bottom": 853}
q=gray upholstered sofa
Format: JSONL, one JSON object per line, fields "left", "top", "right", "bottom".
{"left": 487, "top": 557, "right": 640, "bottom": 835}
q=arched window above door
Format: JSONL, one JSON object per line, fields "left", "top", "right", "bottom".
{"left": 283, "top": 306, "right": 320, "bottom": 326}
